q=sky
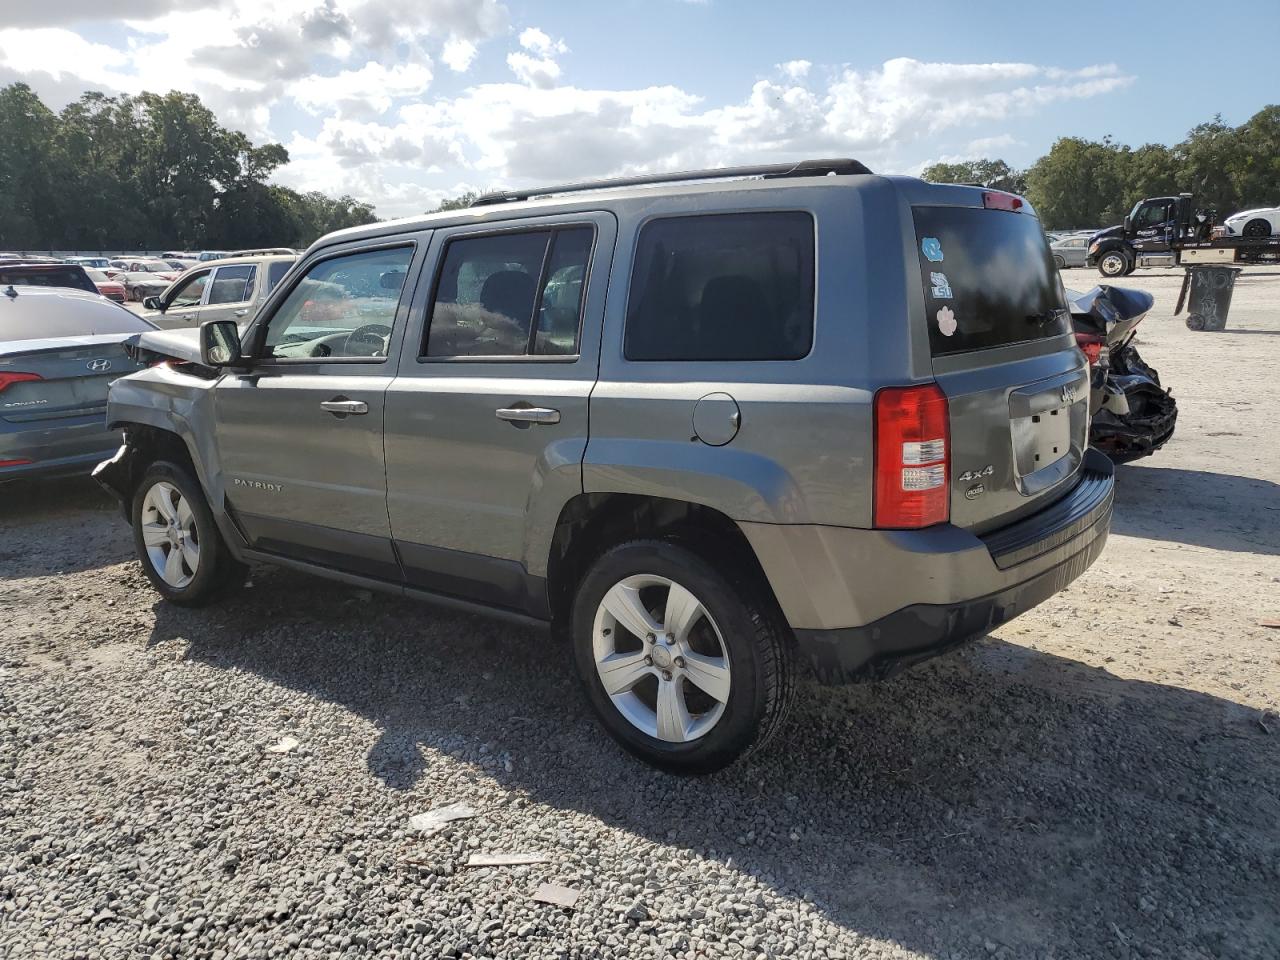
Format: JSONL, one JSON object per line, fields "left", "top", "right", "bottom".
{"left": 1, "top": 0, "right": 1276, "bottom": 219}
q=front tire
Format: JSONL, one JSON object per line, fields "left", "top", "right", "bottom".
{"left": 570, "top": 539, "right": 796, "bottom": 774}
{"left": 1053, "top": 254, "right": 1066, "bottom": 270}
{"left": 131, "top": 461, "right": 243, "bottom": 606}
{"left": 1242, "top": 218, "right": 1272, "bottom": 239}
{"left": 1098, "top": 250, "right": 1129, "bottom": 278}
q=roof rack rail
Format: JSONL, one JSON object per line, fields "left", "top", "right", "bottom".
{"left": 469, "top": 157, "right": 873, "bottom": 207}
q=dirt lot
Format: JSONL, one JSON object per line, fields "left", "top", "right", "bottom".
{"left": 2, "top": 266, "right": 1278, "bottom": 959}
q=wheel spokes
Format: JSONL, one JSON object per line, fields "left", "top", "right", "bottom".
{"left": 662, "top": 582, "right": 703, "bottom": 643}
{"left": 176, "top": 496, "right": 194, "bottom": 531}
{"left": 151, "top": 485, "right": 177, "bottom": 523}
{"left": 680, "top": 651, "right": 732, "bottom": 703}
{"left": 163, "top": 545, "right": 185, "bottom": 584}
{"left": 597, "top": 650, "right": 652, "bottom": 696}
{"left": 180, "top": 539, "right": 200, "bottom": 571}
{"left": 141, "top": 522, "right": 169, "bottom": 547}
{"left": 655, "top": 678, "right": 693, "bottom": 743}
{"left": 602, "top": 582, "right": 661, "bottom": 641}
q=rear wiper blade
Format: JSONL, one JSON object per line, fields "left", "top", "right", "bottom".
{"left": 1026, "top": 308, "right": 1067, "bottom": 327}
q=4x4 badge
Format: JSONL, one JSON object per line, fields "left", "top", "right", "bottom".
{"left": 958, "top": 464, "right": 994, "bottom": 483}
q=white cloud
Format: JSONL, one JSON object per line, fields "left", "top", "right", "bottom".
{"left": 291, "top": 61, "right": 434, "bottom": 119}
{"left": 506, "top": 51, "right": 562, "bottom": 89}
{"left": 518, "top": 27, "right": 567, "bottom": 58}
{"left": 965, "top": 133, "right": 1023, "bottom": 154}
{"left": 779, "top": 59, "right": 811, "bottom": 80}
{"left": 0, "top": 27, "right": 128, "bottom": 84}
{"left": 0, "top": 7, "right": 1134, "bottom": 220}
{"left": 441, "top": 37, "right": 477, "bottom": 72}
{"left": 3, "top": 0, "right": 217, "bottom": 27}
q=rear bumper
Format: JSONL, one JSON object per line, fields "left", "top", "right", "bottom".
{"left": 742, "top": 448, "right": 1115, "bottom": 684}
{"left": 1, "top": 418, "right": 120, "bottom": 481}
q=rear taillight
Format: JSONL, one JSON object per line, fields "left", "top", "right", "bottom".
{"left": 0, "top": 372, "right": 41, "bottom": 394}
{"left": 874, "top": 384, "right": 950, "bottom": 529}
{"left": 982, "top": 191, "right": 1023, "bottom": 212}
{"left": 0, "top": 458, "right": 33, "bottom": 468}
{"left": 1075, "top": 332, "right": 1105, "bottom": 365}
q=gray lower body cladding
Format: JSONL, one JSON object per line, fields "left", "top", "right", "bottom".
{"left": 791, "top": 450, "right": 1115, "bottom": 683}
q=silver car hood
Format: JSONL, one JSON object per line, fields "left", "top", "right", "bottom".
{"left": 129, "top": 326, "right": 203, "bottom": 364}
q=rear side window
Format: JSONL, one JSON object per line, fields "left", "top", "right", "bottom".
{"left": 266, "top": 260, "right": 292, "bottom": 293}
{"left": 425, "top": 226, "right": 594, "bottom": 358}
{"left": 914, "top": 206, "right": 1069, "bottom": 356}
{"left": 207, "top": 265, "right": 256, "bottom": 305}
{"left": 625, "top": 212, "right": 814, "bottom": 361}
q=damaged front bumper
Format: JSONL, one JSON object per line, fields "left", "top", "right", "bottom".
{"left": 91, "top": 441, "right": 136, "bottom": 521}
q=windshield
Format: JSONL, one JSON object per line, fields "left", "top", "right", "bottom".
{"left": 142, "top": 263, "right": 170, "bottom": 273}
{"left": 85, "top": 269, "right": 108, "bottom": 282}
{"left": 913, "top": 205, "right": 1070, "bottom": 356}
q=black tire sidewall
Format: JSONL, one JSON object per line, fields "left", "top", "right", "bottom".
{"left": 131, "top": 461, "right": 231, "bottom": 606}
{"left": 1099, "top": 251, "right": 1128, "bottom": 277}
{"left": 1243, "top": 219, "right": 1269, "bottom": 239}
{"left": 570, "top": 540, "right": 777, "bottom": 774}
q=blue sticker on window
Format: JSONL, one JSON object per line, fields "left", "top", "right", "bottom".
{"left": 921, "top": 237, "right": 944, "bottom": 262}
{"left": 930, "top": 272, "right": 952, "bottom": 299}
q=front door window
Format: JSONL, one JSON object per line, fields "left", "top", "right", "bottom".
{"left": 262, "top": 247, "right": 414, "bottom": 361}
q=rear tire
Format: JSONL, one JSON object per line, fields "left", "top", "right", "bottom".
{"left": 131, "top": 460, "right": 245, "bottom": 606}
{"left": 1098, "top": 250, "right": 1129, "bottom": 278}
{"left": 1053, "top": 255, "right": 1066, "bottom": 270}
{"left": 570, "top": 539, "right": 796, "bottom": 774}
{"left": 1242, "top": 218, "right": 1272, "bottom": 239}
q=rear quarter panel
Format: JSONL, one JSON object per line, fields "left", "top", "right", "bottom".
{"left": 585, "top": 177, "right": 921, "bottom": 529}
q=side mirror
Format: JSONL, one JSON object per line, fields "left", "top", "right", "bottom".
{"left": 200, "top": 319, "right": 243, "bottom": 367}
{"left": 1122, "top": 216, "right": 1132, "bottom": 233}
{"left": 142, "top": 295, "right": 163, "bottom": 312}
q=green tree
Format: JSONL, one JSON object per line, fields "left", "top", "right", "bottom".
{"left": 0, "top": 83, "right": 381, "bottom": 251}
{"left": 1024, "top": 137, "right": 1130, "bottom": 229}
{"left": 0, "top": 83, "right": 61, "bottom": 248}
{"left": 921, "top": 159, "right": 1025, "bottom": 194}
{"left": 431, "top": 191, "right": 479, "bottom": 212}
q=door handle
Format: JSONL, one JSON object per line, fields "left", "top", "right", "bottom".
{"left": 495, "top": 406, "right": 560, "bottom": 425}
{"left": 233, "top": 309, "right": 248, "bottom": 318}
{"left": 320, "top": 399, "right": 369, "bottom": 416}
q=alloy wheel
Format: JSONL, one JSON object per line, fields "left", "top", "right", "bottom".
{"left": 592, "top": 574, "right": 732, "bottom": 743}
{"left": 140, "top": 481, "right": 200, "bottom": 588}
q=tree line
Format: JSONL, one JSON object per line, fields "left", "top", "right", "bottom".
{"left": 923, "top": 105, "right": 1280, "bottom": 230}
{"left": 0, "top": 83, "right": 378, "bottom": 252}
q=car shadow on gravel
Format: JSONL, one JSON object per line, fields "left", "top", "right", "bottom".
{"left": 1112, "top": 463, "right": 1280, "bottom": 555}
{"left": 149, "top": 567, "right": 1280, "bottom": 959}
{"left": 0, "top": 475, "right": 132, "bottom": 576}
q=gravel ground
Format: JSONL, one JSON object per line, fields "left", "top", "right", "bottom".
{"left": 3, "top": 267, "right": 1279, "bottom": 960}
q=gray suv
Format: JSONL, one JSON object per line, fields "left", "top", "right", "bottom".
{"left": 96, "top": 159, "right": 1114, "bottom": 773}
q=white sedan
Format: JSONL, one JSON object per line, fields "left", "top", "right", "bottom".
{"left": 1222, "top": 206, "right": 1280, "bottom": 239}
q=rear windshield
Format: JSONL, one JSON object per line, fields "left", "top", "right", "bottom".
{"left": 0, "top": 295, "right": 154, "bottom": 340}
{"left": 0, "top": 266, "right": 97, "bottom": 295}
{"left": 913, "top": 206, "right": 1069, "bottom": 356}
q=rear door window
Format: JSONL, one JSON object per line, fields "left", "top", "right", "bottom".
{"left": 624, "top": 212, "right": 814, "bottom": 361}
{"left": 207, "top": 265, "right": 257, "bottom": 305}
{"left": 914, "top": 206, "right": 1069, "bottom": 356}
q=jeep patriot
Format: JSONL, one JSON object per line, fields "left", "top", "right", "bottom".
{"left": 95, "top": 159, "right": 1114, "bottom": 773}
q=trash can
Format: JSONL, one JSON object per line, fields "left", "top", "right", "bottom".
{"left": 1176, "top": 264, "right": 1242, "bottom": 331}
